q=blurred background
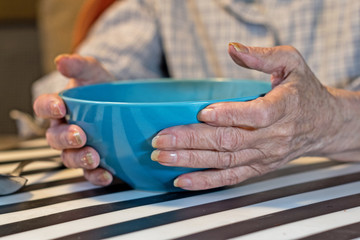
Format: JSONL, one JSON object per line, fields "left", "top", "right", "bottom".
{"left": 0, "top": 0, "right": 90, "bottom": 136}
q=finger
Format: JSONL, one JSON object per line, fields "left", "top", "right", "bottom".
{"left": 33, "top": 93, "right": 66, "bottom": 119}
{"left": 152, "top": 124, "right": 260, "bottom": 151}
{"left": 151, "top": 148, "right": 265, "bottom": 169}
{"left": 55, "top": 54, "right": 115, "bottom": 86}
{"left": 173, "top": 166, "right": 262, "bottom": 190}
{"left": 83, "top": 168, "right": 113, "bottom": 186}
{"left": 198, "top": 89, "right": 287, "bottom": 128}
{"left": 61, "top": 146, "right": 100, "bottom": 170}
{"left": 46, "top": 124, "right": 86, "bottom": 150}
{"left": 228, "top": 43, "right": 304, "bottom": 87}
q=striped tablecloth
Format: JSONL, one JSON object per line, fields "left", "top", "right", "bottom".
{"left": 1, "top": 138, "right": 360, "bottom": 240}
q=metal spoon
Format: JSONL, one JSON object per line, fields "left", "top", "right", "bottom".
{"left": 0, "top": 159, "right": 61, "bottom": 195}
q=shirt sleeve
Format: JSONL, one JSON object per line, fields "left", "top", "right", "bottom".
{"left": 32, "top": 0, "right": 165, "bottom": 99}
{"left": 77, "top": 0, "right": 165, "bottom": 80}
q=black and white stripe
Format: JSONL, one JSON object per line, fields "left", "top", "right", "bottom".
{"left": 1, "top": 140, "right": 360, "bottom": 240}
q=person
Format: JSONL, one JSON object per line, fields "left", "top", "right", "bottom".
{"left": 33, "top": 0, "right": 360, "bottom": 191}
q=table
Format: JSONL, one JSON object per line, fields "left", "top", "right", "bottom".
{"left": 1, "top": 138, "right": 360, "bottom": 240}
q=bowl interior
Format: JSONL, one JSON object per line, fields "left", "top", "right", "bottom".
{"left": 61, "top": 79, "right": 271, "bottom": 103}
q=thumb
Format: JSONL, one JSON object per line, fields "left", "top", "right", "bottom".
{"left": 55, "top": 54, "right": 115, "bottom": 87}
{"left": 228, "top": 43, "right": 305, "bottom": 87}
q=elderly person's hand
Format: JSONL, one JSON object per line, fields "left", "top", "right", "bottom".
{"left": 33, "top": 54, "right": 115, "bottom": 186}
{"left": 151, "top": 42, "right": 360, "bottom": 191}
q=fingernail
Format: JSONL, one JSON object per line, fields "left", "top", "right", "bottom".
{"left": 151, "top": 150, "right": 160, "bottom": 161}
{"left": 69, "top": 130, "right": 83, "bottom": 146}
{"left": 50, "top": 100, "right": 64, "bottom": 117}
{"left": 229, "top": 42, "right": 249, "bottom": 54}
{"left": 97, "top": 171, "right": 112, "bottom": 183}
{"left": 103, "top": 171, "right": 112, "bottom": 181}
{"left": 81, "top": 152, "right": 94, "bottom": 167}
{"left": 152, "top": 134, "right": 176, "bottom": 148}
{"left": 151, "top": 150, "right": 177, "bottom": 164}
{"left": 199, "top": 108, "right": 216, "bottom": 122}
{"left": 174, "top": 177, "right": 192, "bottom": 188}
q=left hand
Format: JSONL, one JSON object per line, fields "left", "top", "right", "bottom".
{"left": 151, "top": 42, "right": 341, "bottom": 190}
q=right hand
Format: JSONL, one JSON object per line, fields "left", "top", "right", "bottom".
{"left": 33, "top": 54, "right": 115, "bottom": 186}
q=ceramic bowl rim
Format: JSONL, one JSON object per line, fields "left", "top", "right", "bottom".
{"left": 59, "top": 78, "right": 271, "bottom": 106}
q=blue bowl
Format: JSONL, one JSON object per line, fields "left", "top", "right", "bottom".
{"left": 60, "top": 79, "right": 271, "bottom": 192}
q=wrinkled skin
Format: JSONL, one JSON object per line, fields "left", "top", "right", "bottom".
{"left": 34, "top": 43, "right": 360, "bottom": 189}
{"left": 33, "top": 54, "right": 115, "bottom": 185}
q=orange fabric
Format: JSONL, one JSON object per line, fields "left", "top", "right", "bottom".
{"left": 71, "top": 0, "right": 116, "bottom": 52}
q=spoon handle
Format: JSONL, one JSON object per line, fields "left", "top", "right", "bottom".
{"left": 11, "top": 160, "right": 35, "bottom": 177}
{"left": 10, "top": 158, "right": 62, "bottom": 177}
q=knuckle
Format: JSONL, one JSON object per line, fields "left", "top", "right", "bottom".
{"left": 219, "top": 152, "right": 237, "bottom": 169}
{"left": 220, "top": 106, "right": 237, "bottom": 125}
{"left": 220, "top": 168, "right": 241, "bottom": 186}
{"left": 194, "top": 174, "right": 214, "bottom": 190}
{"left": 277, "top": 125, "right": 296, "bottom": 150}
{"left": 187, "top": 151, "right": 200, "bottom": 166}
{"left": 215, "top": 127, "right": 242, "bottom": 151}
{"left": 284, "top": 45, "right": 304, "bottom": 67}
{"left": 202, "top": 177, "right": 214, "bottom": 189}
{"left": 280, "top": 124, "right": 296, "bottom": 139}
{"left": 256, "top": 105, "right": 274, "bottom": 127}
{"left": 271, "top": 145, "right": 290, "bottom": 159}
{"left": 185, "top": 130, "right": 198, "bottom": 148}
{"left": 283, "top": 45, "right": 297, "bottom": 53}
{"left": 249, "top": 98, "right": 272, "bottom": 127}
{"left": 248, "top": 165, "right": 266, "bottom": 176}
{"left": 284, "top": 45, "right": 299, "bottom": 56}
{"left": 255, "top": 148, "right": 268, "bottom": 161}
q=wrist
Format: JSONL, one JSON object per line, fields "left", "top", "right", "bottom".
{"left": 315, "top": 87, "right": 360, "bottom": 158}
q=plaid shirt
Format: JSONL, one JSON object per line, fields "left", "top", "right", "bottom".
{"left": 33, "top": 0, "right": 360, "bottom": 98}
